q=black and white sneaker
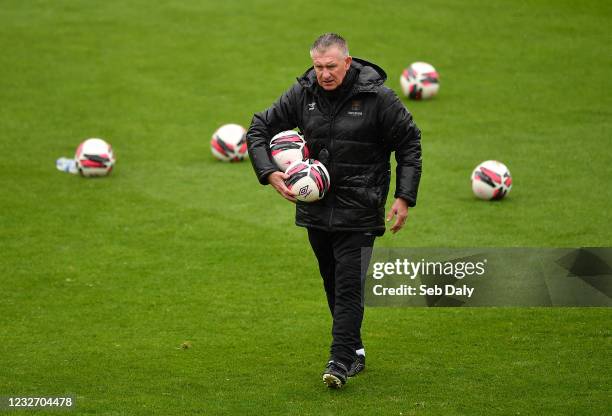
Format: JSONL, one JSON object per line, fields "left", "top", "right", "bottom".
{"left": 347, "top": 354, "right": 365, "bottom": 377}
{"left": 322, "top": 360, "right": 348, "bottom": 389}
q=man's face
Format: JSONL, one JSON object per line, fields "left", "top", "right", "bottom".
{"left": 312, "top": 46, "right": 352, "bottom": 91}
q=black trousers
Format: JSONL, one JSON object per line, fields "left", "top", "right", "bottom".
{"left": 307, "top": 228, "right": 376, "bottom": 368}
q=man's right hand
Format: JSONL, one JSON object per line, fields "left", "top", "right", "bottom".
{"left": 268, "top": 171, "right": 296, "bottom": 203}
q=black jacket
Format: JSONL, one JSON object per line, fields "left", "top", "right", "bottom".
{"left": 247, "top": 58, "right": 422, "bottom": 235}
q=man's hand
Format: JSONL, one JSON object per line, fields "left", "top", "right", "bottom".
{"left": 386, "top": 198, "right": 409, "bottom": 233}
{"left": 268, "top": 171, "right": 296, "bottom": 203}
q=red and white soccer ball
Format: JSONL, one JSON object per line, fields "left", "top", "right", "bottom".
{"left": 75, "top": 138, "right": 115, "bottom": 177}
{"left": 210, "top": 123, "right": 248, "bottom": 162}
{"left": 400, "top": 62, "right": 440, "bottom": 100}
{"left": 270, "top": 130, "right": 310, "bottom": 171}
{"left": 471, "top": 160, "right": 513, "bottom": 200}
{"left": 284, "top": 159, "right": 330, "bottom": 202}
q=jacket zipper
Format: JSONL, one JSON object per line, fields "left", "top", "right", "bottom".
{"left": 327, "top": 114, "right": 335, "bottom": 230}
{"left": 327, "top": 90, "right": 360, "bottom": 230}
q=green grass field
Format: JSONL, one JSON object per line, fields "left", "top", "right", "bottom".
{"left": 1, "top": 0, "right": 610, "bottom": 414}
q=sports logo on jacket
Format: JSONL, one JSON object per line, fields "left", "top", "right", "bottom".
{"left": 347, "top": 100, "right": 363, "bottom": 117}
{"left": 308, "top": 102, "right": 316, "bottom": 111}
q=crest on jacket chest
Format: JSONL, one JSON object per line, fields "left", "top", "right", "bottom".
{"left": 347, "top": 100, "right": 363, "bottom": 117}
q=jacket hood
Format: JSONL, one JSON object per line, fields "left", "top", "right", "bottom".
{"left": 298, "top": 57, "right": 387, "bottom": 92}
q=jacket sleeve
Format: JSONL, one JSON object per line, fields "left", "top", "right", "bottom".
{"left": 378, "top": 87, "right": 422, "bottom": 206}
{"left": 247, "top": 82, "right": 301, "bottom": 185}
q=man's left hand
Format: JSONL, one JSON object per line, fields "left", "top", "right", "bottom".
{"left": 386, "top": 198, "right": 409, "bottom": 234}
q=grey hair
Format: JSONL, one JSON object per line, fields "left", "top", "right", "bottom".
{"left": 310, "top": 33, "right": 349, "bottom": 58}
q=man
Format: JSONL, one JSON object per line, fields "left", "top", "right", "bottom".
{"left": 247, "top": 33, "right": 422, "bottom": 389}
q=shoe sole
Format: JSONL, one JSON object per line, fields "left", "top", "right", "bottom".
{"left": 322, "top": 373, "right": 344, "bottom": 389}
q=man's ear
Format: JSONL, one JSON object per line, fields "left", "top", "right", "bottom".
{"left": 345, "top": 56, "right": 352, "bottom": 70}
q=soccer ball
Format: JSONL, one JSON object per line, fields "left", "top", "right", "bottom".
{"left": 75, "top": 138, "right": 115, "bottom": 177}
{"left": 400, "top": 62, "right": 440, "bottom": 100}
{"left": 211, "top": 123, "right": 248, "bottom": 162}
{"left": 270, "top": 130, "right": 309, "bottom": 171}
{"left": 471, "top": 160, "right": 513, "bottom": 200}
{"left": 284, "top": 159, "right": 330, "bottom": 202}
